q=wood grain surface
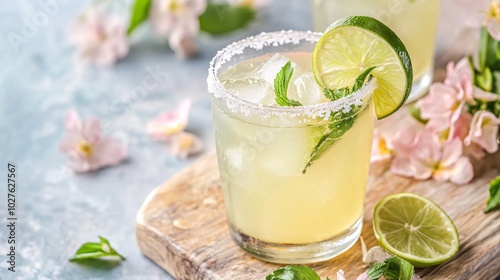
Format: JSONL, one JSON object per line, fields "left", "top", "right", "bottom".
{"left": 136, "top": 105, "right": 500, "bottom": 280}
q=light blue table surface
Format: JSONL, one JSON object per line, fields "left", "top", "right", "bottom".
{"left": 0, "top": 1, "right": 312, "bottom": 279}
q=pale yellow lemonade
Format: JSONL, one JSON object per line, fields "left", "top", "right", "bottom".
{"left": 311, "top": 0, "right": 440, "bottom": 101}
{"left": 213, "top": 52, "right": 375, "bottom": 244}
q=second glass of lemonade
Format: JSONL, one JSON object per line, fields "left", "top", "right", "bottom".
{"left": 208, "top": 31, "right": 376, "bottom": 263}
{"left": 311, "top": 0, "right": 440, "bottom": 103}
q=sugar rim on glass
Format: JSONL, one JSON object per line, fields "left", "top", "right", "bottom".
{"left": 207, "top": 30, "right": 376, "bottom": 119}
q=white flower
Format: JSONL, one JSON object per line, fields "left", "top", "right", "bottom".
{"left": 149, "top": 0, "right": 206, "bottom": 58}
{"left": 69, "top": 5, "right": 129, "bottom": 66}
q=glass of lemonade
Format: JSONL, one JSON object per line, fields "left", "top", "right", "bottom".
{"left": 311, "top": 0, "right": 440, "bottom": 103}
{"left": 208, "top": 31, "right": 376, "bottom": 263}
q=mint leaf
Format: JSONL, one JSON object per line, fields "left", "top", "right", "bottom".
{"left": 274, "top": 61, "right": 302, "bottom": 106}
{"left": 303, "top": 69, "right": 375, "bottom": 173}
{"left": 70, "top": 236, "right": 125, "bottom": 262}
{"left": 127, "top": 0, "right": 151, "bottom": 35}
{"left": 324, "top": 87, "right": 350, "bottom": 101}
{"left": 266, "top": 265, "right": 321, "bottom": 280}
{"left": 476, "top": 67, "right": 493, "bottom": 92}
{"left": 485, "top": 176, "right": 500, "bottom": 213}
{"left": 409, "top": 105, "right": 428, "bottom": 124}
{"left": 302, "top": 106, "right": 358, "bottom": 173}
{"left": 367, "top": 256, "right": 414, "bottom": 280}
{"left": 367, "top": 261, "right": 388, "bottom": 280}
{"left": 199, "top": 3, "right": 255, "bottom": 35}
{"left": 352, "top": 66, "right": 377, "bottom": 92}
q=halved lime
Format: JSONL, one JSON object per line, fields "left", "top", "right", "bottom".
{"left": 312, "top": 16, "right": 413, "bottom": 119}
{"left": 373, "top": 193, "right": 460, "bottom": 268}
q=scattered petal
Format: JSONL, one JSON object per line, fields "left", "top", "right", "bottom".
{"left": 167, "top": 132, "right": 203, "bottom": 159}
{"left": 363, "top": 246, "right": 392, "bottom": 266}
{"left": 169, "top": 31, "right": 198, "bottom": 59}
{"left": 356, "top": 273, "right": 369, "bottom": 280}
{"left": 336, "top": 269, "right": 346, "bottom": 280}
{"left": 147, "top": 99, "right": 192, "bottom": 140}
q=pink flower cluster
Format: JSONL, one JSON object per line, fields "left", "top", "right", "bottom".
{"left": 69, "top": 1, "right": 207, "bottom": 65}
{"left": 372, "top": 58, "right": 500, "bottom": 185}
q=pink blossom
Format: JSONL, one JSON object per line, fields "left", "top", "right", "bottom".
{"left": 371, "top": 128, "right": 416, "bottom": 163}
{"left": 149, "top": 0, "right": 206, "bottom": 58}
{"left": 391, "top": 131, "right": 474, "bottom": 185}
{"left": 228, "top": 0, "right": 272, "bottom": 9}
{"left": 371, "top": 130, "right": 394, "bottom": 162}
{"left": 487, "top": 0, "right": 500, "bottom": 40}
{"left": 147, "top": 99, "right": 191, "bottom": 140}
{"left": 417, "top": 58, "right": 472, "bottom": 128}
{"left": 59, "top": 111, "right": 127, "bottom": 172}
{"left": 473, "top": 86, "right": 499, "bottom": 102}
{"left": 465, "top": 110, "right": 500, "bottom": 153}
{"left": 69, "top": 5, "right": 129, "bottom": 66}
{"left": 167, "top": 132, "right": 203, "bottom": 159}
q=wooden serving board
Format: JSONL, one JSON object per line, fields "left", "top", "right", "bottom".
{"left": 136, "top": 107, "right": 500, "bottom": 280}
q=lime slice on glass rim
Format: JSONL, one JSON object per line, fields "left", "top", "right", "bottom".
{"left": 312, "top": 16, "right": 413, "bottom": 119}
{"left": 373, "top": 193, "right": 460, "bottom": 268}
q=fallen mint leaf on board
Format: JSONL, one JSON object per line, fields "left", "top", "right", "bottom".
{"left": 266, "top": 265, "right": 321, "bottom": 280}
{"left": 274, "top": 61, "right": 302, "bottom": 106}
{"left": 485, "top": 176, "right": 500, "bottom": 213}
{"left": 70, "top": 236, "right": 125, "bottom": 262}
{"left": 367, "top": 256, "right": 414, "bottom": 280}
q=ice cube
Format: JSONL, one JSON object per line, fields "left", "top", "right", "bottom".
{"left": 257, "top": 53, "right": 296, "bottom": 85}
{"left": 257, "top": 127, "right": 313, "bottom": 176}
{"left": 221, "top": 78, "right": 275, "bottom": 105}
{"left": 290, "top": 72, "right": 329, "bottom": 105}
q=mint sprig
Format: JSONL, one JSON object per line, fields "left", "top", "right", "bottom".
{"left": 367, "top": 256, "right": 414, "bottom": 280}
{"left": 485, "top": 176, "right": 500, "bottom": 213}
{"left": 69, "top": 236, "right": 125, "bottom": 262}
{"left": 266, "top": 265, "right": 326, "bottom": 280}
{"left": 302, "top": 67, "right": 376, "bottom": 173}
{"left": 274, "top": 61, "right": 302, "bottom": 106}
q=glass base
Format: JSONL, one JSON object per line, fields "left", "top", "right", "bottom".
{"left": 406, "top": 68, "right": 434, "bottom": 104}
{"left": 229, "top": 217, "right": 363, "bottom": 264}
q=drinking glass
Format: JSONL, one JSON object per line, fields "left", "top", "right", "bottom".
{"left": 208, "top": 31, "right": 376, "bottom": 264}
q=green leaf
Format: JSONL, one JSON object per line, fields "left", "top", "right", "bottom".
{"left": 479, "top": 27, "right": 490, "bottom": 71}
{"left": 493, "top": 71, "right": 500, "bottom": 94}
{"left": 324, "top": 87, "right": 350, "bottom": 101}
{"left": 409, "top": 105, "right": 427, "bottom": 124}
{"left": 302, "top": 107, "right": 358, "bottom": 173}
{"left": 266, "top": 265, "right": 321, "bottom": 280}
{"left": 485, "top": 176, "right": 500, "bottom": 213}
{"left": 477, "top": 67, "right": 493, "bottom": 92}
{"left": 367, "top": 256, "right": 414, "bottom": 280}
{"left": 302, "top": 69, "right": 375, "bottom": 173}
{"left": 127, "top": 0, "right": 152, "bottom": 35}
{"left": 478, "top": 27, "right": 500, "bottom": 72}
{"left": 352, "top": 66, "right": 377, "bottom": 92}
{"left": 367, "top": 261, "right": 388, "bottom": 280}
{"left": 199, "top": 3, "right": 255, "bottom": 35}
{"left": 274, "top": 61, "right": 302, "bottom": 107}
{"left": 69, "top": 236, "right": 125, "bottom": 262}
